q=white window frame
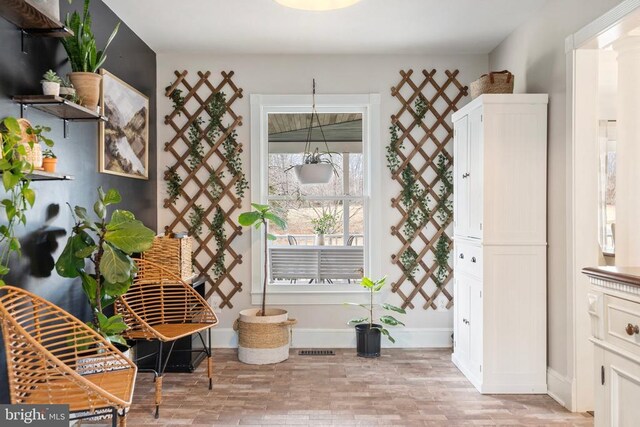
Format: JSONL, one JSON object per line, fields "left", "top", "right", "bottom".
{"left": 249, "top": 93, "right": 381, "bottom": 305}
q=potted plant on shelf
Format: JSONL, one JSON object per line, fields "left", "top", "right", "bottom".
{"left": 42, "top": 149, "right": 57, "bottom": 172}
{"left": 41, "top": 69, "right": 62, "bottom": 97}
{"left": 55, "top": 187, "right": 155, "bottom": 345}
{"left": 311, "top": 212, "right": 337, "bottom": 246}
{"left": 345, "top": 276, "right": 405, "bottom": 357}
{"left": 59, "top": 77, "right": 76, "bottom": 99}
{"left": 60, "top": 0, "right": 120, "bottom": 110}
{"left": 236, "top": 203, "right": 295, "bottom": 364}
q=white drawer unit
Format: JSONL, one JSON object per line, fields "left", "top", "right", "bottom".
{"left": 451, "top": 94, "right": 548, "bottom": 394}
{"left": 584, "top": 267, "right": 640, "bottom": 427}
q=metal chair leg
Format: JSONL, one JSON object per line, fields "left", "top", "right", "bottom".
{"left": 111, "top": 407, "right": 118, "bottom": 427}
{"left": 154, "top": 341, "right": 163, "bottom": 419}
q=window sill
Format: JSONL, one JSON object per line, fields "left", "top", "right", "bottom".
{"left": 251, "top": 284, "right": 373, "bottom": 305}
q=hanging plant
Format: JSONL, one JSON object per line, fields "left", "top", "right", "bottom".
{"left": 208, "top": 171, "right": 225, "bottom": 201}
{"left": 210, "top": 207, "right": 226, "bottom": 279}
{"left": 189, "top": 204, "right": 205, "bottom": 236}
{"left": 435, "top": 154, "right": 453, "bottom": 223}
{"left": 385, "top": 124, "right": 402, "bottom": 173}
{"left": 0, "top": 118, "right": 53, "bottom": 285}
{"left": 223, "top": 130, "right": 248, "bottom": 199}
{"left": 166, "top": 84, "right": 185, "bottom": 116}
{"left": 188, "top": 117, "right": 205, "bottom": 169}
{"left": 206, "top": 92, "right": 227, "bottom": 144}
{"left": 400, "top": 247, "right": 419, "bottom": 278}
{"left": 165, "top": 166, "right": 182, "bottom": 204}
{"left": 400, "top": 167, "right": 430, "bottom": 238}
{"left": 433, "top": 234, "right": 450, "bottom": 287}
{"left": 415, "top": 96, "right": 427, "bottom": 121}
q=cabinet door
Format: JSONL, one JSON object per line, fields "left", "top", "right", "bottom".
{"left": 453, "top": 115, "right": 470, "bottom": 237}
{"left": 469, "top": 278, "right": 483, "bottom": 378}
{"left": 454, "top": 276, "right": 470, "bottom": 363}
{"left": 467, "top": 107, "right": 483, "bottom": 239}
{"left": 599, "top": 348, "right": 640, "bottom": 427}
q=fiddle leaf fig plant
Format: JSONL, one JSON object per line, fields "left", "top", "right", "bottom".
{"left": 55, "top": 187, "right": 155, "bottom": 345}
{"left": 238, "top": 203, "right": 286, "bottom": 316}
{"left": 345, "top": 276, "right": 406, "bottom": 343}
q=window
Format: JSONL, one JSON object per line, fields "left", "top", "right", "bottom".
{"left": 249, "top": 94, "right": 381, "bottom": 304}
{"left": 598, "top": 120, "right": 616, "bottom": 255}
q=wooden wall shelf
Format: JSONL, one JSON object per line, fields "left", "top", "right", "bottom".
{"left": 0, "top": 0, "right": 72, "bottom": 37}
{"left": 13, "top": 95, "right": 107, "bottom": 138}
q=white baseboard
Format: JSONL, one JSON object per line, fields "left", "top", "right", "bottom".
{"left": 547, "top": 367, "right": 573, "bottom": 409}
{"left": 209, "top": 327, "right": 453, "bottom": 349}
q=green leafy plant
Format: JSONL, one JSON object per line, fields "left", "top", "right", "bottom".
{"left": 41, "top": 69, "right": 62, "bottom": 84}
{"left": 206, "top": 92, "right": 226, "bottom": 144}
{"left": 433, "top": 235, "right": 451, "bottom": 287}
{"left": 415, "top": 96, "right": 427, "bottom": 120}
{"left": 385, "top": 124, "right": 402, "bottom": 173}
{"left": 189, "top": 204, "right": 205, "bottom": 236}
{"left": 208, "top": 172, "right": 225, "bottom": 200}
{"left": 311, "top": 213, "right": 337, "bottom": 236}
{"left": 164, "top": 166, "right": 182, "bottom": 204}
{"left": 55, "top": 187, "right": 155, "bottom": 345}
{"left": 400, "top": 247, "right": 419, "bottom": 278}
{"left": 433, "top": 154, "right": 453, "bottom": 287}
{"left": 401, "top": 167, "right": 430, "bottom": 238}
{"left": 222, "top": 130, "right": 248, "bottom": 199}
{"left": 61, "top": 0, "right": 120, "bottom": 73}
{"left": 345, "top": 276, "right": 406, "bottom": 343}
{"left": 210, "top": 207, "right": 226, "bottom": 279}
{"left": 0, "top": 118, "right": 53, "bottom": 285}
{"left": 166, "top": 85, "right": 185, "bottom": 115}
{"left": 238, "top": 204, "right": 286, "bottom": 316}
{"left": 42, "top": 148, "right": 56, "bottom": 159}
{"left": 188, "top": 117, "right": 204, "bottom": 169}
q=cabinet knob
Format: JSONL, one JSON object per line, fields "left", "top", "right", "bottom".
{"left": 463, "top": 318, "right": 469, "bottom": 325}
{"left": 471, "top": 257, "right": 477, "bottom": 263}
{"left": 462, "top": 173, "right": 470, "bottom": 179}
{"left": 459, "top": 253, "right": 464, "bottom": 259}
{"left": 626, "top": 323, "right": 639, "bottom": 336}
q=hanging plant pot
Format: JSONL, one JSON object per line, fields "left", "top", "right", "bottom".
{"left": 355, "top": 323, "right": 381, "bottom": 358}
{"left": 294, "top": 163, "right": 333, "bottom": 185}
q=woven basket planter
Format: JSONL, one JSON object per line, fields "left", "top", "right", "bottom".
{"left": 235, "top": 308, "right": 296, "bottom": 365}
{"left": 17, "top": 118, "right": 43, "bottom": 169}
{"left": 141, "top": 235, "right": 193, "bottom": 281}
{"left": 469, "top": 70, "right": 514, "bottom": 99}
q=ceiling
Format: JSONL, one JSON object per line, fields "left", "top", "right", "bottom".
{"left": 103, "top": 0, "right": 548, "bottom": 54}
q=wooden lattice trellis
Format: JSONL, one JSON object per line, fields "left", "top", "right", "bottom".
{"left": 389, "top": 69, "right": 468, "bottom": 310}
{"left": 163, "top": 70, "right": 245, "bottom": 308}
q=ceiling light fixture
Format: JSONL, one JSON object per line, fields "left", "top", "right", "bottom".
{"left": 274, "top": 0, "right": 362, "bottom": 11}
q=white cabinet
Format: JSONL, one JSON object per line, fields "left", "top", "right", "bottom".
{"left": 584, "top": 268, "right": 640, "bottom": 427}
{"left": 451, "top": 94, "right": 548, "bottom": 394}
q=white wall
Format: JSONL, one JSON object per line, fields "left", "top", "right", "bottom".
{"left": 489, "top": 0, "right": 623, "bottom": 409}
{"left": 156, "top": 54, "right": 487, "bottom": 347}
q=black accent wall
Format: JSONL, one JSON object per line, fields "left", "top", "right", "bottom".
{"left": 0, "top": 0, "right": 157, "bottom": 402}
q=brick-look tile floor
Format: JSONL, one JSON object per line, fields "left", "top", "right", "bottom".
{"left": 121, "top": 349, "right": 592, "bottom": 427}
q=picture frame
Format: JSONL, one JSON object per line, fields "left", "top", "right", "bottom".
{"left": 98, "top": 69, "right": 149, "bottom": 180}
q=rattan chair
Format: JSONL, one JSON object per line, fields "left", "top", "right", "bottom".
{"left": 115, "top": 258, "right": 218, "bottom": 418}
{"left": 0, "top": 286, "right": 137, "bottom": 427}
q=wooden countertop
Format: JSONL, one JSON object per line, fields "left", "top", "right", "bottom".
{"left": 582, "top": 266, "right": 640, "bottom": 287}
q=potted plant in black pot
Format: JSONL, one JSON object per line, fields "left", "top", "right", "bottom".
{"left": 345, "top": 276, "right": 405, "bottom": 357}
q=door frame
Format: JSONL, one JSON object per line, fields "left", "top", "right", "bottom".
{"left": 565, "top": 0, "right": 640, "bottom": 412}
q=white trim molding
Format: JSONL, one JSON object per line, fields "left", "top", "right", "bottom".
{"left": 249, "top": 93, "right": 382, "bottom": 305}
{"left": 547, "top": 367, "right": 573, "bottom": 408}
{"left": 210, "top": 327, "right": 453, "bottom": 349}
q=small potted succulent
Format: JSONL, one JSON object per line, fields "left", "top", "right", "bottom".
{"left": 42, "top": 149, "right": 57, "bottom": 172}
{"left": 41, "top": 70, "right": 62, "bottom": 97}
{"left": 59, "top": 77, "right": 76, "bottom": 99}
{"left": 345, "top": 276, "right": 405, "bottom": 357}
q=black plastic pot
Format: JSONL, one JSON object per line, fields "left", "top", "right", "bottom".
{"left": 355, "top": 323, "right": 381, "bottom": 358}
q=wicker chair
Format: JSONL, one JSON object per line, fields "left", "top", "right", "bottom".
{"left": 0, "top": 286, "right": 137, "bottom": 427}
{"left": 115, "top": 258, "right": 218, "bottom": 418}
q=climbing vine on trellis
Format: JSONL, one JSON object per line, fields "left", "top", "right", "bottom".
{"left": 387, "top": 69, "right": 468, "bottom": 310}
{"left": 162, "top": 70, "right": 245, "bottom": 308}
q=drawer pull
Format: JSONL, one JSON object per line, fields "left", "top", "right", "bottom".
{"left": 459, "top": 253, "right": 464, "bottom": 259}
{"left": 625, "top": 323, "right": 639, "bottom": 336}
{"left": 471, "top": 257, "right": 477, "bottom": 263}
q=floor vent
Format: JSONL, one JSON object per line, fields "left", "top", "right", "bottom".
{"left": 298, "top": 349, "right": 335, "bottom": 356}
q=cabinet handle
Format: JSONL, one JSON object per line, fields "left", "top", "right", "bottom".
{"left": 459, "top": 253, "right": 464, "bottom": 259}
{"left": 625, "top": 323, "right": 639, "bottom": 336}
{"left": 471, "top": 257, "right": 477, "bottom": 263}
{"left": 462, "top": 173, "right": 470, "bottom": 179}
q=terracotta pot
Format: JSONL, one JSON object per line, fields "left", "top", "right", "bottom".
{"left": 42, "top": 158, "right": 57, "bottom": 173}
{"left": 68, "top": 72, "right": 102, "bottom": 110}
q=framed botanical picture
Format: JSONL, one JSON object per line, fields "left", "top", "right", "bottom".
{"left": 99, "top": 69, "right": 149, "bottom": 179}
